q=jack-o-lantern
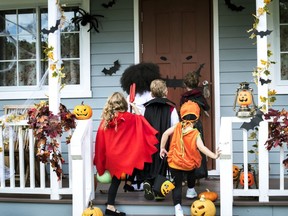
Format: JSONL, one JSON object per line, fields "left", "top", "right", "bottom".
{"left": 233, "top": 165, "right": 240, "bottom": 181}
{"left": 198, "top": 189, "right": 218, "bottom": 202}
{"left": 160, "top": 180, "right": 175, "bottom": 196}
{"left": 239, "top": 171, "right": 255, "bottom": 187}
{"left": 237, "top": 89, "right": 253, "bottom": 107}
{"left": 82, "top": 201, "right": 103, "bottom": 216}
{"left": 191, "top": 195, "right": 216, "bottom": 216}
{"left": 73, "top": 101, "right": 93, "bottom": 120}
{"left": 96, "top": 170, "right": 112, "bottom": 184}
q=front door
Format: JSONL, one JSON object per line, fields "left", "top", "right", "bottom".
{"left": 140, "top": 0, "right": 215, "bottom": 169}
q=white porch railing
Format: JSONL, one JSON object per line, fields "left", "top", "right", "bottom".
{"left": 219, "top": 117, "right": 288, "bottom": 216}
{"left": 0, "top": 118, "right": 94, "bottom": 216}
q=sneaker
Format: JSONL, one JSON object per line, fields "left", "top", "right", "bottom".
{"left": 175, "top": 204, "right": 184, "bottom": 216}
{"left": 143, "top": 182, "right": 155, "bottom": 200}
{"left": 186, "top": 187, "right": 197, "bottom": 199}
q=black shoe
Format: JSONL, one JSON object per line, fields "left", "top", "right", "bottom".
{"left": 105, "top": 208, "right": 126, "bottom": 216}
{"left": 123, "top": 184, "right": 134, "bottom": 192}
{"left": 143, "top": 182, "right": 154, "bottom": 200}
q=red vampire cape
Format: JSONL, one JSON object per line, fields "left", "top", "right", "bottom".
{"left": 94, "top": 112, "right": 158, "bottom": 179}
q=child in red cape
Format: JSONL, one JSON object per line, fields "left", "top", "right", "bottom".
{"left": 94, "top": 92, "right": 158, "bottom": 216}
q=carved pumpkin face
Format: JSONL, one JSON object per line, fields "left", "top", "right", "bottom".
{"left": 82, "top": 202, "right": 103, "bottom": 216}
{"left": 160, "top": 180, "right": 175, "bottom": 196}
{"left": 191, "top": 195, "right": 216, "bottom": 216}
{"left": 233, "top": 165, "right": 240, "bottom": 180}
{"left": 239, "top": 172, "right": 255, "bottom": 186}
{"left": 237, "top": 89, "right": 252, "bottom": 107}
{"left": 73, "top": 101, "right": 93, "bottom": 120}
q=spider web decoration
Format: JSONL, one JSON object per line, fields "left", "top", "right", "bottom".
{"left": 71, "top": 8, "right": 104, "bottom": 32}
{"left": 224, "top": 0, "right": 245, "bottom": 11}
{"left": 102, "top": 0, "right": 117, "bottom": 8}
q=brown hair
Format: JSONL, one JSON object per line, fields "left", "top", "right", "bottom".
{"left": 150, "top": 79, "right": 168, "bottom": 98}
{"left": 102, "top": 92, "right": 128, "bottom": 130}
{"left": 183, "top": 71, "right": 200, "bottom": 89}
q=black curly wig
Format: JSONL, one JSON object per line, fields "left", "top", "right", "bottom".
{"left": 120, "top": 62, "right": 161, "bottom": 95}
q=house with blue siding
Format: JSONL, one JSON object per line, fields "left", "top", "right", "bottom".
{"left": 0, "top": 0, "right": 288, "bottom": 215}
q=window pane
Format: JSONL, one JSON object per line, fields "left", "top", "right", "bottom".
{"left": 19, "top": 61, "right": 36, "bottom": 85}
{"left": 19, "top": 35, "right": 36, "bottom": 59}
{"left": 0, "top": 34, "right": 16, "bottom": 60}
{"left": 62, "top": 60, "right": 80, "bottom": 84}
{"left": 280, "top": 25, "right": 288, "bottom": 51}
{"left": 61, "top": 33, "right": 79, "bottom": 58}
{"left": 62, "top": 7, "right": 78, "bottom": 32}
{"left": 280, "top": 0, "right": 288, "bottom": 23}
{"left": 0, "top": 62, "right": 17, "bottom": 86}
{"left": 0, "top": 10, "right": 17, "bottom": 33}
{"left": 281, "top": 53, "right": 288, "bottom": 80}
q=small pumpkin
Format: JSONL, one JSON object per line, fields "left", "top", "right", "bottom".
{"left": 120, "top": 172, "right": 126, "bottom": 180}
{"left": 233, "top": 165, "right": 240, "bottom": 181}
{"left": 191, "top": 195, "right": 216, "bottom": 216}
{"left": 198, "top": 189, "right": 218, "bottom": 202}
{"left": 73, "top": 101, "right": 93, "bottom": 120}
{"left": 96, "top": 170, "right": 112, "bottom": 184}
{"left": 82, "top": 201, "right": 103, "bottom": 216}
{"left": 239, "top": 171, "right": 255, "bottom": 187}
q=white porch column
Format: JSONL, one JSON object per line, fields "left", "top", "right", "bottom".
{"left": 219, "top": 117, "right": 233, "bottom": 216}
{"left": 256, "top": 0, "right": 269, "bottom": 203}
{"left": 48, "top": 0, "right": 62, "bottom": 200}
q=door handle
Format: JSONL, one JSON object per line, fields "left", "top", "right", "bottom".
{"left": 186, "top": 55, "right": 193, "bottom": 60}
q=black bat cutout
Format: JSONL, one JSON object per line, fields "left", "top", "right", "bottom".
{"left": 41, "top": 19, "right": 61, "bottom": 35}
{"left": 253, "top": 29, "right": 273, "bottom": 38}
{"left": 240, "top": 109, "right": 264, "bottom": 131}
{"left": 102, "top": 60, "right": 121, "bottom": 75}
{"left": 259, "top": 77, "right": 272, "bottom": 85}
{"left": 224, "top": 0, "right": 245, "bottom": 12}
{"left": 102, "top": 0, "right": 116, "bottom": 8}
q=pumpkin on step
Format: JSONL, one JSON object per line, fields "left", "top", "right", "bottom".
{"left": 191, "top": 195, "right": 216, "bottom": 216}
{"left": 198, "top": 189, "right": 218, "bottom": 202}
{"left": 73, "top": 101, "right": 93, "bottom": 120}
{"left": 239, "top": 171, "right": 255, "bottom": 187}
{"left": 82, "top": 201, "right": 103, "bottom": 216}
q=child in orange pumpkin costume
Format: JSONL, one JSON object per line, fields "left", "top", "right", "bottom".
{"left": 159, "top": 101, "right": 220, "bottom": 216}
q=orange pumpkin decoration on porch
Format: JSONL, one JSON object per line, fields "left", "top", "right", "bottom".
{"left": 73, "top": 101, "right": 93, "bottom": 120}
{"left": 198, "top": 189, "right": 218, "bottom": 202}
{"left": 239, "top": 171, "right": 255, "bottom": 187}
{"left": 233, "top": 165, "right": 240, "bottom": 181}
{"left": 191, "top": 195, "right": 216, "bottom": 216}
{"left": 82, "top": 201, "right": 103, "bottom": 216}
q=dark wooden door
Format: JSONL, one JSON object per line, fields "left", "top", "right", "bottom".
{"left": 140, "top": 0, "right": 215, "bottom": 169}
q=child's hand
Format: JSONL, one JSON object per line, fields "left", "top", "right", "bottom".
{"left": 159, "top": 148, "right": 167, "bottom": 159}
{"left": 129, "top": 102, "right": 141, "bottom": 115}
{"left": 214, "top": 147, "right": 221, "bottom": 159}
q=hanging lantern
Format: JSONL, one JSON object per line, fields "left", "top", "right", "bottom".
{"left": 233, "top": 82, "right": 256, "bottom": 118}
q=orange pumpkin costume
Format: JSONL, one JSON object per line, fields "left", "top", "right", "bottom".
{"left": 167, "top": 101, "right": 202, "bottom": 171}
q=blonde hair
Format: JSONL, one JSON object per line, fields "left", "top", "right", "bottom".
{"left": 102, "top": 92, "right": 128, "bottom": 130}
{"left": 150, "top": 79, "right": 168, "bottom": 98}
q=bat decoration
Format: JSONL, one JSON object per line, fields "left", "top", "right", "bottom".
{"left": 224, "top": 0, "right": 245, "bottom": 12}
{"left": 240, "top": 109, "right": 264, "bottom": 131}
{"left": 102, "top": 0, "right": 117, "bottom": 8}
{"left": 41, "top": 19, "right": 61, "bottom": 35}
{"left": 253, "top": 29, "right": 273, "bottom": 38}
{"left": 259, "top": 77, "right": 272, "bottom": 85}
{"left": 102, "top": 60, "right": 121, "bottom": 75}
